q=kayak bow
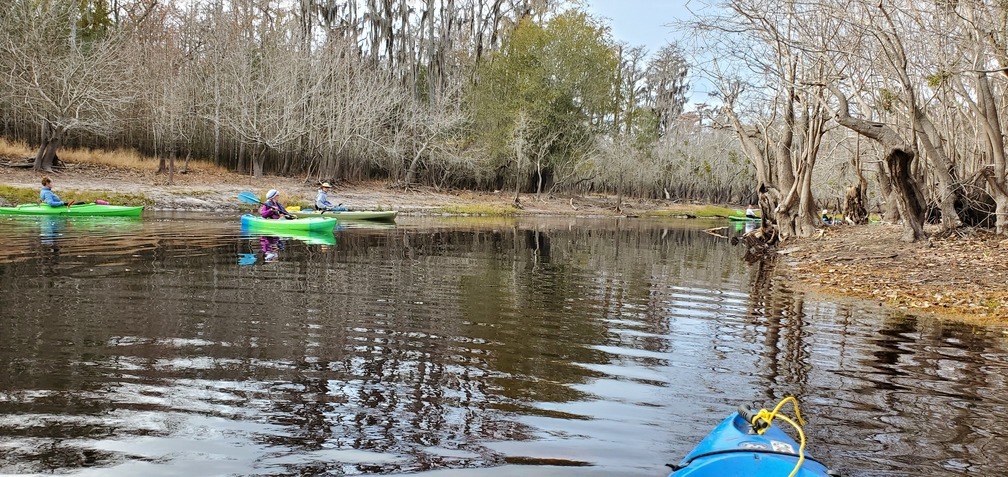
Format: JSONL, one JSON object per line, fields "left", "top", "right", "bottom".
{"left": 668, "top": 398, "right": 836, "bottom": 477}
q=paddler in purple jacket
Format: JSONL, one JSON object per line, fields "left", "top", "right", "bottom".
{"left": 259, "top": 189, "right": 295, "bottom": 219}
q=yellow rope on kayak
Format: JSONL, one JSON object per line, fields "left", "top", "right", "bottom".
{"left": 751, "top": 396, "right": 807, "bottom": 477}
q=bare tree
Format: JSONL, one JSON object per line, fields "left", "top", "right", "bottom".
{"left": 946, "top": 1, "right": 1008, "bottom": 234}
{"left": 0, "top": 0, "right": 134, "bottom": 171}
{"left": 308, "top": 42, "right": 408, "bottom": 180}
{"left": 402, "top": 90, "right": 469, "bottom": 188}
{"left": 690, "top": 0, "right": 841, "bottom": 240}
{"left": 593, "top": 135, "right": 659, "bottom": 213}
{"left": 863, "top": 3, "right": 963, "bottom": 229}
{"left": 212, "top": 2, "right": 320, "bottom": 177}
{"left": 652, "top": 124, "right": 753, "bottom": 204}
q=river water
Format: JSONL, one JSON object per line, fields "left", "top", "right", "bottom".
{"left": 0, "top": 213, "right": 1005, "bottom": 477}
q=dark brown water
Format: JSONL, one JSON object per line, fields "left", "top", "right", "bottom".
{"left": 0, "top": 213, "right": 1006, "bottom": 477}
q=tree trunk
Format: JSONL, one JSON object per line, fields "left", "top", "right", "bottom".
{"left": 844, "top": 183, "right": 868, "bottom": 225}
{"left": 536, "top": 156, "right": 543, "bottom": 196}
{"left": 980, "top": 166, "right": 1008, "bottom": 234}
{"left": 252, "top": 145, "right": 266, "bottom": 177}
{"left": 757, "top": 182, "right": 780, "bottom": 238}
{"left": 764, "top": 89, "right": 824, "bottom": 240}
{"left": 914, "top": 113, "right": 963, "bottom": 228}
{"left": 616, "top": 175, "right": 624, "bottom": 213}
{"left": 406, "top": 132, "right": 437, "bottom": 187}
{"left": 970, "top": 71, "right": 1008, "bottom": 234}
{"left": 168, "top": 142, "right": 176, "bottom": 185}
{"left": 875, "top": 161, "right": 901, "bottom": 223}
{"left": 996, "top": 193, "right": 1008, "bottom": 235}
{"left": 828, "top": 84, "right": 927, "bottom": 242}
{"left": 236, "top": 142, "right": 246, "bottom": 175}
{"left": 886, "top": 148, "right": 927, "bottom": 241}
{"left": 513, "top": 167, "right": 520, "bottom": 204}
{"left": 405, "top": 149, "right": 423, "bottom": 187}
{"left": 845, "top": 144, "right": 869, "bottom": 225}
{"left": 33, "top": 123, "right": 63, "bottom": 172}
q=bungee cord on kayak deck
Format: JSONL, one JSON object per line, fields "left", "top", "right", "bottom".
{"left": 744, "top": 396, "right": 808, "bottom": 477}
{"left": 668, "top": 396, "right": 829, "bottom": 477}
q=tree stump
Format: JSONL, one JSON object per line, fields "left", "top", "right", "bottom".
{"left": 844, "top": 183, "right": 868, "bottom": 225}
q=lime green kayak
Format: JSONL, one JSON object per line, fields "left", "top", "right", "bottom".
{"left": 0, "top": 203, "right": 144, "bottom": 217}
{"left": 240, "top": 214, "right": 338, "bottom": 232}
{"left": 727, "top": 215, "right": 760, "bottom": 222}
{"left": 294, "top": 209, "right": 397, "bottom": 222}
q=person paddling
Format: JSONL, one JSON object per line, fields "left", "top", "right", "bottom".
{"left": 315, "top": 182, "right": 347, "bottom": 212}
{"left": 260, "top": 189, "right": 296, "bottom": 219}
{"left": 40, "top": 176, "right": 75, "bottom": 208}
{"left": 744, "top": 203, "right": 758, "bottom": 219}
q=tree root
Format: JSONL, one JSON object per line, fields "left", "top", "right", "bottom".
{"left": 732, "top": 226, "right": 780, "bottom": 260}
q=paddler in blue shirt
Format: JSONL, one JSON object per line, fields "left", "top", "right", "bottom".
{"left": 315, "top": 182, "right": 347, "bottom": 212}
{"left": 40, "top": 176, "right": 75, "bottom": 207}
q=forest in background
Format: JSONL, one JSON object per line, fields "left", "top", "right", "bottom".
{"left": 0, "top": 0, "right": 759, "bottom": 210}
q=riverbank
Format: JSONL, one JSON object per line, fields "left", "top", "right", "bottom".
{"left": 778, "top": 224, "right": 1008, "bottom": 322}
{"left": 0, "top": 160, "right": 669, "bottom": 216}
{"left": 1, "top": 160, "right": 1005, "bottom": 322}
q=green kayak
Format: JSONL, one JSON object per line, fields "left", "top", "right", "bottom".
{"left": 240, "top": 214, "right": 338, "bottom": 232}
{"left": 0, "top": 203, "right": 144, "bottom": 217}
{"left": 293, "top": 209, "right": 398, "bottom": 222}
{"left": 727, "top": 215, "right": 761, "bottom": 222}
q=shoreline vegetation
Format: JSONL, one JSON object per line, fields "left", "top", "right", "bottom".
{"left": 1, "top": 145, "right": 1006, "bottom": 323}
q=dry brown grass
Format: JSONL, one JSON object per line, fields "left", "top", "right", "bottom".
{"left": 62, "top": 146, "right": 160, "bottom": 171}
{"left": 0, "top": 137, "right": 31, "bottom": 158}
{"left": 62, "top": 147, "right": 230, "bottom": 175}
{"left": 0, "top": 137, "right": 228, "bottom": 175}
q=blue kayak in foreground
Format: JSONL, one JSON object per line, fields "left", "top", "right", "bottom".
{"left": 668, "top": 402, "right": 836, "bottom": 477}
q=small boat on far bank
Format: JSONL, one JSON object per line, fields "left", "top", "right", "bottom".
{"left": 0, "top": 203, "right": 144, "bottom": 217}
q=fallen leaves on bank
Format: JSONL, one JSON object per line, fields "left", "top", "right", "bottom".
{"left": 779, "top": 224, "right": 1008, "bottom": 323}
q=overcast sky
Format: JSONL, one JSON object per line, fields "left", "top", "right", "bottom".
{"left": 584, "top": 0, "right": 696, "bottom": 55}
